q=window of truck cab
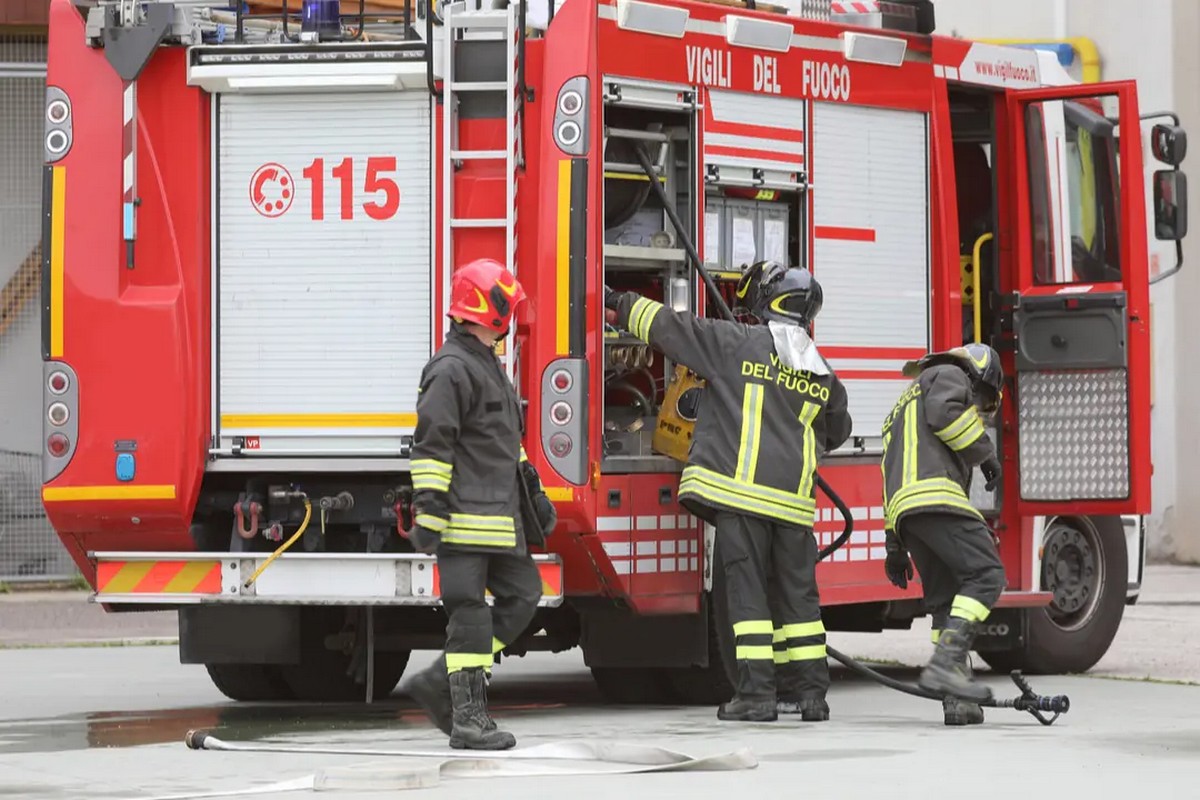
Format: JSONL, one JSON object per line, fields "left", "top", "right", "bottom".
{"left": 1025, "top": 96, "right": 1123, "bottom": 286}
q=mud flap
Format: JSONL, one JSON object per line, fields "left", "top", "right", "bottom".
{"left": 968, "top": 608, "right": 1027, "bottom": 653}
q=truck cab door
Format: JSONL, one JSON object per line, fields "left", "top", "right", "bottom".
{"left": 1003, "top": 81, "right": 1151, "bottom": 517}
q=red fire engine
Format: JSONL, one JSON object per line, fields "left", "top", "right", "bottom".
{"left": 40, "top": 0, "right": 1187, "bottom": 703}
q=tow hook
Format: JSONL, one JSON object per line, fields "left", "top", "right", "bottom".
{"left": 233, "top": 494, "right": 262, "bottom": 540}
{"left": 394, "top": 488, "right": 414, "bottom": 535}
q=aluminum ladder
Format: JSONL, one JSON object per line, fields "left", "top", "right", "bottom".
{"left": 440, "top": 0, "right": 521, "bottom": 377}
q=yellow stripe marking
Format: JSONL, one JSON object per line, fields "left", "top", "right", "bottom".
{"left": 50, "top": 165, "right": 66, "bottom": 358}
{"left": 220, "top": 413, "right": 417, "bottom": 429}
{"left": 101, "top": 562, "right": 154, "bottom": 594}
{"left": 602, "top": 170, "right": 667, "bottom": 183}
{"left": 556, "top": 159, "right": 571, "bottom": 356}
{"left": 544, "top": 486, "right": 573, "bottom": 502}
{"left": 43, "top": 484, "right": 177, "bottom": 502}
{"left": 163, "top": 561, "right": 219, "bottom": 593}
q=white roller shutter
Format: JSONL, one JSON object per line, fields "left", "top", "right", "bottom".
{"left": 215, "top": 90, "right": 431, "bottom": 457}
{"left": 811, "top": 102, "right": 930, "bottom": 444}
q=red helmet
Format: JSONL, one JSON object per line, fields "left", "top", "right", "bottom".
{"left": 447, "top": 258, "right": 526, "bottom": 331}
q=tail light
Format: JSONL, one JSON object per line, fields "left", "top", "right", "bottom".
{"left": 541, "top": 358, "right": 588, "bottom": 484}
{"left": 44, "top": 87, "right": 72, "bottom": 164}
{"left": 553, "top": 76, "right": 590, "bottom": 156}
{"left": 43, "top": 361, "right": 79, "bottom": 483}
{"left": 47, "top": 433, "right": 70, "bottom": 458}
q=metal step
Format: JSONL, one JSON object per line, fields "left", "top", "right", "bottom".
{"left": 448, "top": 10, "right": 510, "bottom": 29}
{"left": 450, "top": 81, "right": 508, "bottom": 92}
{"left": 450, "top": 217, "right": 507, "bottom": 228}
{"left": 451, "top": 149, "right": 508, "bottom": 160}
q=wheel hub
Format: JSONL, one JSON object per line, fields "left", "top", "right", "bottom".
{"left": 1041, "top": 521, "right": 1103, "bottom": 631}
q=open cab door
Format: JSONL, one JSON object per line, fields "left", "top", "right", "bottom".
{"left": 1003, "top": 81, "right": 1159, "bottom": 517}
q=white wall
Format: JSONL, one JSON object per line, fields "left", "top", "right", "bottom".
{"left": 932, "top": 0, "right": 1195, "bottom": 562}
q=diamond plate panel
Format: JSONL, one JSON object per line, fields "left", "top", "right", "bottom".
{"left": 1017, "top": 369, "right": 1129, "bottom": 501}
{"left": 799, "top": 0, "right": 833, "bottom": 20}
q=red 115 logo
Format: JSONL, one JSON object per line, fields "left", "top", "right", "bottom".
{"left": 250, "top": 157, "right": 402, "bottom": 221}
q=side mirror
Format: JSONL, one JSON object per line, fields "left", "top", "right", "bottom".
{"left": 1154, "top": 169, "right": 1188, "bottom": 241}
{"left": 1152, "top": 123, "right": 1188, "bottom": 167}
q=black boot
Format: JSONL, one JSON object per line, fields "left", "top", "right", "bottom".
{"left": 918, "top": 617, "right": 993, "bottom": 704}
{"left": 448, "top": 668, "right": 515, "bottom": 750}
{"left": 776, "top": 662, "right": 830, "bottom": 721}
{"left": 406, "top": 655, "right": 452, "bottom": 735}
{"left": 942, "top": 657, "right": 984, "bottom": 725}
{"left": 718, "top": 696, "right": 778, "bottom": 722}
{"left": 943, "top": 696, "right": 985, "bottom": 725}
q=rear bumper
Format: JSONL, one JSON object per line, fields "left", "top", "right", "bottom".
{"left": 90, "top": 551, "right": 564, "bottom": 607}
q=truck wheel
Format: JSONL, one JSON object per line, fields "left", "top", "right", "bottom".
{"left": 982, "top": 516, "right": 1126, "bottom": 675}
{"left": 661, "top": 563, "right": 736, "bottom": 705}
{"left": 590, "top": 667, "right": 674, "bottom": 704}
{"left": 280, "top": 609, "right": 411, "bottom": 702}
{"left": 205, "top": 664, "right": 295, "bottom": 702}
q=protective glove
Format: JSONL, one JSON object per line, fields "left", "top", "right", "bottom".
{"left": 603, "top": 284, "right": 621, "bottom": 311}
{"left": 981, "top": 455, "right": 1002, "bottom": 492}
{"left": 405, "top": 524, "right": 441, "bottom": 555}
{"left": 884, "top": 531, "right": 914, "bottom": 590}
{"left": 520, "top": 461, "right": 558, "bottom": 538}
{"left": 534, "top": 493, "right": 558, "bottom": 538}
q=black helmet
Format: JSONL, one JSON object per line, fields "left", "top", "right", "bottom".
{"left": 902, "top": 343, "right": 1004, "bottom": 414}
{"left": 734, "top": 261, "right": 823, "bottom": 327}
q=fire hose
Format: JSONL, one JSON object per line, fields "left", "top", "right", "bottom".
{"left": 814, "top": 474, "right": 1069, "bottom": 726}
{"left": 629, "top": 140, "right": 1069, "bottom": 726}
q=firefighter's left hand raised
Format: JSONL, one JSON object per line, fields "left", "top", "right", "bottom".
{"left": 981, "top": 455, "right": 1002, "bottom": 492}
{"left": 884, "top": 531, "right": 913, "bottom": 590}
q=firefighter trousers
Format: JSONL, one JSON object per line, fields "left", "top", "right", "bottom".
{"left": 717, "top": 512, "right": 827, "bottom": 702}
{"left": 899, "top": 512, "right": 1006, "bottom": 639}
{"left": 439, "top": 549, "right": 543, "bottom": 675}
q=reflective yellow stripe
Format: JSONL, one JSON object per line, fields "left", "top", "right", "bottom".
{"left": 49, "top": 165, "right": 66, "bottom": 358}
{"left": 903, "top": 400, "right": 918, "bottom": 487}
{"left": 446, "top": 653, "right": 494, "bottom": 673}
{"left": 555, "top": 159, "right": 571, "bottom": 356}
{"left": 680, "top": 466, "right": 816, "bottom": 527}
{"left": 886, "top": 492, "right": 983, "bottom": 527}
{"left": 784, "top": 644, "right": 827, "bottom": 662}
{"left": 735, "top": 645, "right": 775, "bottom": 660}
{"left": 773, "top": 650, "right": 789, "bottom": 664}
{"left": 628, "top": 297, "right": 664, "bottom": 341}
{"left": 519, "top": 447, "right": 529, "bottom": 463}
{"left": 780, "top": 621, "right": 825, "bottom": 638}
{"left": 736, "top": 384, "right": 764, "bottom": 483}
{"left": 944, "top": 420, "right": 986, "bottom": 452}
{"left": 797, "top": 401, "right": 820, "bottom": 497}
{"left": 950, "top": 594, "right": 991, "bottom": 622}
{"left": 414, "top": 513, "right": 448, "bottom": 532}
{"left": 221, "top": 413, "right": 417, "bottom": 429}
{"left": 42, "top": 484, "right": 177, "bottom": 502}
{"left": 935, "top": 407, "right": 980, "bottom": 444}
{"left": 492, "top": 637, "right": 506, "bottom": 654}
{"left": 932, "top": 628, "right": 942, "bottom": 644}
{"left": 443, "top": 514, "right": 517, "bottom": 547}
{"left": 732, "top": 619, "right": 773, "bottom": 637}
{"left": 411, "top": 458, "right": 453, "bottom": 491}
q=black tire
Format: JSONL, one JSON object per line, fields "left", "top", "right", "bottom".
{"left": 280, "top": 609, "right": 411, "bottom": 702}
{"left": 590, "top": 666, "right": 675, "bottom": 705}
{"left": 981, "top": 516, "right": 1126, "bottom": 675}
{"left": 205, "top": 664, "right": 295, "bottom": 702}
{"left": 661, "top": 544, "right": 736, "bottom": 705}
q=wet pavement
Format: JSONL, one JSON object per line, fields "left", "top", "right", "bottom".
{"left": 1, "top": 566, "right": 1198, "bottom": 797}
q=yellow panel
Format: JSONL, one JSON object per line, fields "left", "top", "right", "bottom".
{"left": 50, "top": 165, "right": 66, "bottom": 358}
{"left": 220, "top": 413, "right": 417, "bottom": 428}
{"left": 555, "top": 159, "right": 571, "bottom": 356}
{"left": 43, "top": 484, "right": 177, "bottom": 502}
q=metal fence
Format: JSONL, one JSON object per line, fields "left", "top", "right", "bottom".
{"left": 0, "top": 33, "right": 77, "bottom": 582}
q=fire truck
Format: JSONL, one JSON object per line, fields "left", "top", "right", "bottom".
{"left": 40, "top": 0, "right": 1187, "bottom": 703}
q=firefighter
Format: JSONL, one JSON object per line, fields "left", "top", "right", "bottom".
{"left": 879, "top": 343, "right": 1006, "bottom": 725}
{"left": 604, "top": 261, "right": 852, "bottom": 723}
{"left": 402, "top": 258, "right": 558, "bottom": 751}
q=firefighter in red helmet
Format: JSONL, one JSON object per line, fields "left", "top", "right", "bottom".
{"left": 402, "top": 258, "right": 557, "bottom": 750}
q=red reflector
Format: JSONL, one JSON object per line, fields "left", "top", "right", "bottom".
{"left": 47, "top": 433, "right": 70, "bottom": 457}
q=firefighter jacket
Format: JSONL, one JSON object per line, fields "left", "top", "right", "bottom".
{"left": 410, "top": 324, "right": 546, "bottom": 554}
{"left": 880, "top": 363, "right": 995, "bottom": 532}
{"left": 610, "top": 292, "right": 852, "bottom": 528}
